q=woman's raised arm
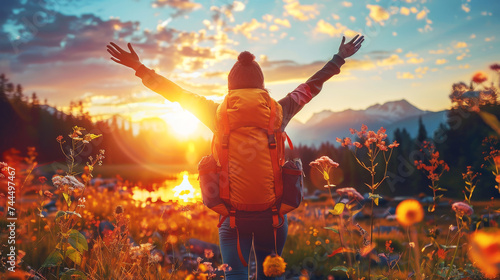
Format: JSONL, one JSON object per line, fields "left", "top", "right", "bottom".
{"left": 106, "top": 42, "right": 219, "bottom": 132}
{"left": 278, "top": 34, "right": 364, "bottom": 130}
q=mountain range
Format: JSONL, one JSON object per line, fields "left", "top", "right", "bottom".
{"left": 286, "top": 99, "right": 448, "bottom": 145}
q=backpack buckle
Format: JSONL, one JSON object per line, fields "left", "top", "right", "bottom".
{"left": 268, "top": 134, "right": 276, "bottom": 149}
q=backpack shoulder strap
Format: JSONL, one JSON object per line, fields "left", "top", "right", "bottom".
{"left": 218, "top": 98, "right": 230, "bottom": 201}
{"left": 267, "top": 100, "right": 283, "bottom": 199}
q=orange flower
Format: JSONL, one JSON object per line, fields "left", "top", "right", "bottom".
{"left": 469, "top": 229, "right": 500, "bottom": 278}
{"left": 472, "top": 71, "right": 488, "bottom": 83}
{"left": 263, "top": 254, "right": 287, "bottom": 277}
{"left": 396, "top": 199, "right": 424, "bottom": 226}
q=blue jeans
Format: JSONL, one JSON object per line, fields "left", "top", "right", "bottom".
{"left": 219, "top": 213, "right": 288, "bottom": 280}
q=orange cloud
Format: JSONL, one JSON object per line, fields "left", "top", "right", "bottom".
{"left": 377, "top": 54, "right": 404, "bottom": 67}
{"left": 366, "top": 4, "right": 390, "bottom": 25}
{"left": 283, "top": 0, "right": 319, "bottom": 21}
{"left": 453, "top": 42, "right": 467, "bottom": 48}
{"left": 400, "top": 7, "right": 410, "bottom": 16}
{"left": 274, "top": 18, "right": 291, "bottom": 27}
{"left": 397, "top": 72, "right": 415, "bottom": 79}
{"left": 314, "top": 20, "right": 357, "bottom": 37}
{"left": 435, "top": 59, "right": 447, "bottom": 65}
{"left": 233, "top": 19, "right": 267, "bottom": 40}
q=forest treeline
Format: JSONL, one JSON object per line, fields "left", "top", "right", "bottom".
{"left": 1, "top": 73, "right": 500, "bottom": 199}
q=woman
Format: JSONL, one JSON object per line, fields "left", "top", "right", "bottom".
{"left": 107, "top": 34, "right": 363, "bottom": 279}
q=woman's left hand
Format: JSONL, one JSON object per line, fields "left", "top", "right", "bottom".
{"left": 337, "top": 34, "right": 364, "bottom": 59}
{"left": 107, "top": 42, "right": 142, "bottom": 71}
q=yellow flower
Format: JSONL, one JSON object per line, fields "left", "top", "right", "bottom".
{"left": 315, "top": 241, "right": 321, "bottom": 246}
{"left": 396, "top": 199, "right": 424, "bottom": 226}
{"left": 263, "top": 254, "right": 287, "bottom": 277}
{"left": 469, "top": 229, "right": 500, "bottom": 278}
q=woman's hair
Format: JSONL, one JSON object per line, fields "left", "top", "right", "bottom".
{"left": 228, "top": 51, "right": 265, "bottom": 90}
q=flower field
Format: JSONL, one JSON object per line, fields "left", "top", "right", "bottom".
{"left": 1, "top": 123, "right": 500, "bottom": 280}
{"left": 2, "top": 70, "right": 500, "bottom": 279}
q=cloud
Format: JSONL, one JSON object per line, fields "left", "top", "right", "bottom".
{"left": 485, "top": 36, "right": 495, "bottom": 42}
{"left": 283, "top": 0, "right": 319, "bottom": 21}
{"left": 397, "top": 72, "right": 415, "bottom": 79}
{"left": 152, "top": 0, "right": 202, "bottom": 17}
{"left": 350, "top": 16, "right": 356, "bottom": 22}
{"left": 470, "top": 34, "right": 476, "bottom": 39}
{"left": 274, "top": 18, "right": 291, "bottom": 28}
{"left": 461, "top": 4, "right": 470, "bottom": 13}
{"left": 262, "top": 14, "right": 273, "bottom": 22}
{"left": 453, "top": 42, "right": 467, "bottom": 48}
{"left": 314, "top": 20, "right": 357, "bottom": 38}
{"left": 429, "top": 49, "right": 445, "bottom": 54}
{"left": 209, "top": 1, "right": 246, "bottom": 28}
{"left": 260, "top": 55, "right": 373, "bottom": 83}
{"left": 400, "top": 7, "right": 410, "bottom": 16}
{"left": 416, "top": 9, "right": 427, "bottom": 20}
{"left": 342, "top": 1, "right": 352, "bottom": 7}
{"left": 456, "top": 53, "right": 467, "bottom": 60}
{"left": 366, "top": 5, "right": 390, "bottom": 25}
{"left": 407, "top": 57, "right": 424, "bottom": 64}
{"left": 435, "top": 59, "right": 447, "bottom": 65}
{"left": 377, "top": 54, "right": 404, "bottom": 68}
{"left": 233, "top": 19, "right": 267, "bottom": 40}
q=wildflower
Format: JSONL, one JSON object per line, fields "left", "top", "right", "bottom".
{"left": 77, "top": 197, "right": 86, "bottom": 208}
{"left": 204, "top": 249, "right": 214, "bottom": 259}
{"left": 452, "top": 202, "right": 474, "bottom": 217}
{"left": 409, "top": 242, "right": 415, "bottom": 248}
{"left": 38, "top": 176, "right": 47, "bottom": 183}
{"left": 396, "top": 199, "right": 424, "bottom": 226}
{"left": 217, "top": 264, "right": 231, "bottom": 272}
{"left": 468, "top": 229, "right": 500, "bottom": 278}
{"left": 388, "top": 141, "right": 400, "bottom": 148}
{"left": 353, "top": 141, "right": 362, "bottom": 148}
{"left": 385, "top": 240, "right": 394, "bottom": 253}
{"left": 437, "top": 248, "right": 447, "bottom": 260}
{"left": 336, "top": 187, "right": 364, "bottom": 201}
{"left": 315, "top": 241, "right": 321, "bottom": 246}
{"left": 263, "top": 254, "right": 287, "bottom": 277}
{"left": 491, "top": 64, "right": 500, "bottom": 72}
{"left": 310, "top": 156, "right": 339, "bottom": 186}
{"left": 43, "top": 191, "right": 53, "bottom": 198}
{"left": 472, "top": 71, "right": 488, "bottom": 84}
{"left": 56, "top": 135, "right": 64, "bottom": 143}
{"left": 52, "top": 175, "right": 85, "bottom": 191}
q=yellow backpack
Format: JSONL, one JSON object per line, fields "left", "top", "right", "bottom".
{"left": 198, "top": 88, "right": 303, "bottom": 265}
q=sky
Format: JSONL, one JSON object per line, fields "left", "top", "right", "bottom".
{"left": 1, "top": 0, "right": 499, "bottom": 138}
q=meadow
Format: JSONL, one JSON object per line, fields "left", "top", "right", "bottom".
{"left": 2, "top": 70, "right": 500, "bottom": 280}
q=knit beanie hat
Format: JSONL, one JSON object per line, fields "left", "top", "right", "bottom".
{"left": 228, "top": 51, "right": 265, "bottom": 90}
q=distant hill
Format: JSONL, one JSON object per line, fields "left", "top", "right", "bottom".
{"left": 286, "top": 99, "right": 448, "bottom": 145}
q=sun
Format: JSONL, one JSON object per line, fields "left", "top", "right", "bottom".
{"left": 160, "top": 106, "right": 199, "bottom": 138}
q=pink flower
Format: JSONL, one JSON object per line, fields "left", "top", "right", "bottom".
{"left": 452, "top": 202, "right": 473, "bottom": 217}
{"left": 354, "top": 142, "right": 362, "bottom": 148}
{"left": 336, "top": 187, "right": 364, "bottom": 201}
{"left": 204, "top": 249, "right": 214, "bottom": 259}
{"left": 490, "top": 63, "right": 500, "bottom": 72}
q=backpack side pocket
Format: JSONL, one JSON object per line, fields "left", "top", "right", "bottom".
{"left": 280, "top": 158, "right": 304, "bottom": 215}
{"left": 198, "top": 155, "right": 229, "bottom": 216}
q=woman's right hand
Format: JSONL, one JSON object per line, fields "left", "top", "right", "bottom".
{"left": 107, "top": 42, "right": 142, "bottom": 71}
